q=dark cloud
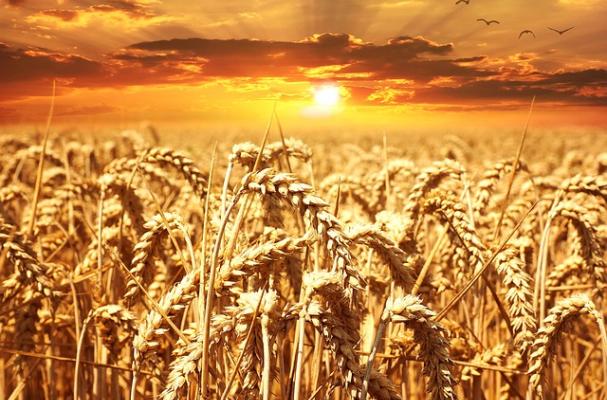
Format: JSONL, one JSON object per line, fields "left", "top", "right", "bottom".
{"left": 540, "top": 69, "right": 607, "bottom": 86}
{"left": 0, "top": 42, "right": 102, "bottom": 84}
{"left": 117, "top": 33, "right": 486, "bottom": 82}
{"left": 125, "top": 33, "right": 455, "bottom": 65}
{"left": 413, "top": 69, "right": 607, "bottom": 106}
{"left": 0, "top": 34, "right": 605, "bottom": 109}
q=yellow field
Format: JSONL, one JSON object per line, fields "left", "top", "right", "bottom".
{"left": 1, "top": 127, "right": 606, "bottom": 399}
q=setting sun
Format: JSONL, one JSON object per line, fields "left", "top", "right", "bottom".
{"left": 314, "top": 84, "right": 340, "bottom": 108}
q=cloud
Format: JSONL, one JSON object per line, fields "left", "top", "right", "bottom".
{"left": 0, "top": 42, "right": 103, "bottom": 101}
{"left": 0, "top": 42, "right": 102, "bottom": 84}
{"left": 25, "top": 1, "right": 177, "bottom": 30}
{"left": 367, "top": 86, "right": 415, "bottom": 104}
{"left": 38, "top": 9, "right": 80, "bottom": 22}
{"left": 413, "top": 69, "right": 607, "bottom": 106}
{"left": 0, "top": 34, "right": 606, "bottom": 109}
{"left": 115, "top": 33, "right": 486, "bottom": 82}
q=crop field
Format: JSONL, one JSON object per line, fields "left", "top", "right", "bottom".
{"left": 0, "top": 127, "right": 606, "bottom": 400}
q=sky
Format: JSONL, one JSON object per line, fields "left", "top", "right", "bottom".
{"left": 1, "top": 0, "right": 606, "bottom": 129}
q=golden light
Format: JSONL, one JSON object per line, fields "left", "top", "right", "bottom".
{"left": 314, "top": 84, "right": 340, "bottom": 108}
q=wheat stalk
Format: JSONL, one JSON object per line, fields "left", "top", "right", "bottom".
{"left": 528, "top": 294, "right": 607, "bottom": 398}
{"left": 383, "top": 295, "right": 457, "bottom": 400}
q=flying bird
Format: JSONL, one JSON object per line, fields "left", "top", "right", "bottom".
{"left": 455, "top": 0, "right": 470, "bottom": 4}
{"left": 519, "top": 30, "right": 536, "bottom": 39}
{"left": 477, "top": 18, "right": 500, "bottom": 25}
{"left": 547, "top": 26, "right": 575, "bottom": 35}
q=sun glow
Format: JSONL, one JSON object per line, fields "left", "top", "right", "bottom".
{"left": 314, "top": 84, "right": 340, "bottom": 108}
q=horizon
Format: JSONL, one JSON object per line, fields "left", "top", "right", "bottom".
{"left": 1, "top": 0, "right": 606, "bottom": 128}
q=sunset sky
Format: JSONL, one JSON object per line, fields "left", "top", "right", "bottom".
{"left": 1, "top": 0, "right": 606, "bottom": 128}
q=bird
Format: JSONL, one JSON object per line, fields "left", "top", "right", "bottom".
{"left": 455, "top": 0, "right": 470, "bottom": 4}
{"left": 477, "top": 18, "right": 500, "bottom": 25}
{"left": 519, "top": 30, "right": 536, "bottom": 39}
{"left": 547, "top": 26, "right": 575, "bottom": 35}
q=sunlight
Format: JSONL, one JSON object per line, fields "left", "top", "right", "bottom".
{"left": 314, "top": 84, "right": 340, "bottom": 108}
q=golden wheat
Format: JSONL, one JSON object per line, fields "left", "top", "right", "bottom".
{"left": 0, "top": 130, "right": 605, "bottom": 400}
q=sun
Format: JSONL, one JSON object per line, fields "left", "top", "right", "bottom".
{"left": 314, "top": 84, "right": 340, "bottom": 108}
{"left": 302, "top": 83, "right": 343, "bottom": 117}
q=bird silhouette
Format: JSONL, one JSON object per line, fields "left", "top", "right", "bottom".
{"left": 477, "top": 18, "right": 500, "bottom": 25}
{"left": 519, "top": 30, "right": 536, "bottom": 39}
{"left": 455, "top": 0, "right": 470, "bottom": 4}
{"left": 547, "top": 26, "right": 575, "bottom": 35}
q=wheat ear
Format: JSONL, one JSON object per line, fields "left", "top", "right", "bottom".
{"left": 383, "top": 295, "right": 457, "bottom": 400}
{"left": 528, "top": 294, "right": 607, "bottom": 398}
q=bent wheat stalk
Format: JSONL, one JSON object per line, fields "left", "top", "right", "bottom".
{"left": 383, "top": 295, "right": 457, "bottom": 400}
{"left": 528, "top": 294, "right": 607, "bottom": 399}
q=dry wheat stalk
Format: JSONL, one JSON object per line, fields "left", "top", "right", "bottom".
{"left": 474, "top": 159, "right": 529, "bottom": 216}
{"left": 35, "top": 181, "right": 98, "bottom": 229}
{"left": 131, "top": 267, "right": 199, "bottom": 370}
{"left": 0, "top": 145, "right": 64, "bottom": 186}
{"left": 160, "top": 314, "right": 236, "bottom": 400}
{"left": 298, "top": 269, "right": 398, "bottom": 399}
{"left": 215, "top": 234, "right": 311, "bottom": 296}
{"left": 239, "top": 169, "right": 363, "bottom": 295}
{"left": 103, "top": 156, "right": 175, "bottom": 189}
{"left": 135, "top": 147, "right": 209, "bottom": 199}
{"left": 494, "top": 246, "right": 536, "bottom": 354}
{"left": 84, "top": 304, "right": 137, "bottom": 352}
{"left": 123, "top": 212, "right": 192, "bottom": 303}
{"left": 558, "top": 175, "right": 607, "bottom": 205}
{"left": 401, "top": 159, "right": 465, "bottom": 237}
{"left": 461, "top": 342, "right": 509, "bottom": 381}
{"left": 528, "top": 294, "right": 607, "bottom": 398}
{"left": 382, "top": 295, "right": 457, "bottom": 400}
{"left": 345, "top": 224, "right": 415, "bottom": 289}
{"left": 422, "top": 192, "right": 486, "bottom": 280}
{"left": 320, "top": 174, "right": 377, "bottom": 217}
{"left": 545, "top": 255, "right": 587, "bottom": 290}
{"left": 549, "top": 201, "right": 606, "bottom": 289}
{"left": 304, "top": 299, "right": 401, "bottom": 400}
{"left": 14, "top": 294, "right": 41, "bottom": 375}
{"left": 0, "top": 223, "right": 55, "bottom": 302}
{"left": 230, "top": 139, "right": 312, "bottom": 169}
{"left": 98, "top": 172, "right": 147, "bottom": 236}
{"left": 0, "top": 185, "right": 27, "bottom": 207}
{"left": 230, "top": 290, "right": 279, "bottom": 398}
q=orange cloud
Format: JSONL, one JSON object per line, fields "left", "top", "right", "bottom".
{"left": 1, "top": 33, "right": 606, "bottom": 114}
{"left": 114, "top": 34, "right": 484, "bottom": 82}
{"left": 368, "top": 87, "right": 415, "bottom": 104}
{"left": 0, "top": 42, "right": 102, "bottom": 100}
{"left": 25, "top": 1, "right": 177, "bottom": 30}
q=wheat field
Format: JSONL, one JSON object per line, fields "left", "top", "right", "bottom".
{"left": 0, "top": 128, "right": 606, "bottom": 400}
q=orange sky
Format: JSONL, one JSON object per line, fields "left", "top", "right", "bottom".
{"left": 1, "top": 0, "right": 606, "bottom": 128}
